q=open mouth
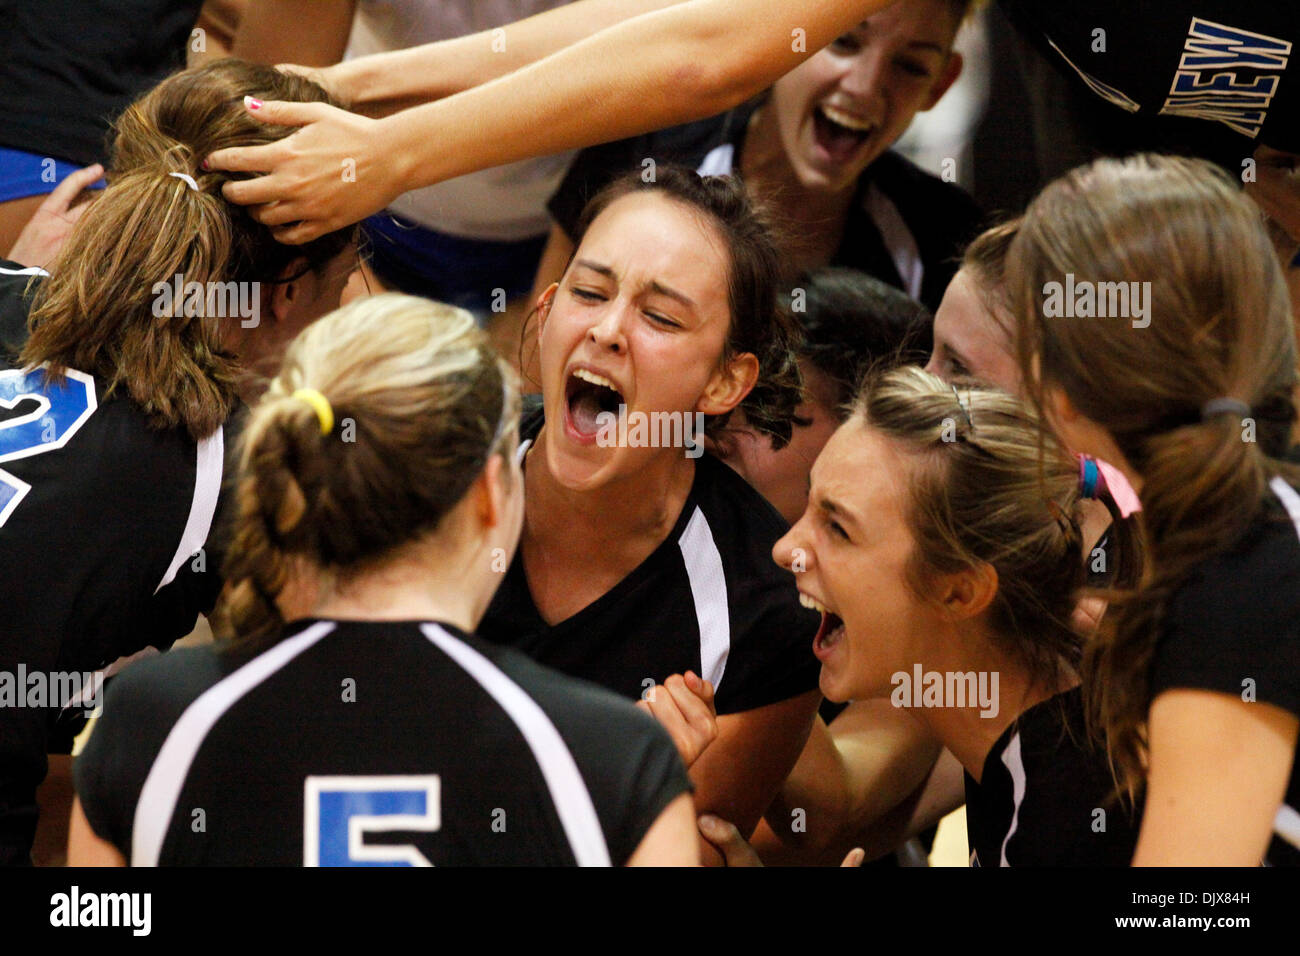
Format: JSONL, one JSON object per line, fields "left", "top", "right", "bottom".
{"left": 812, "top": 105, "right": 874, "bottom": 165}
{"left": 800, "top": 592, "right": 845, "bottom": 654}
{"left": 564, "top": 368, "right": 625, "bottom": 439}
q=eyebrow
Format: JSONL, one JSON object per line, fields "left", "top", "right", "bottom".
{"left": 572, "top": 259, "right": 697, "bottom": 309}
{"left": 817, "top": 493, "right": 862, "bottom": 533}
{"left": 907, "top": 41, "right": 949, "bottom": 55}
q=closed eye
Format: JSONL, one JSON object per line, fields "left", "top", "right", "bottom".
{"left": 645, "top": 311, "right": 682, "bottom": 329}
{"left": 571, "top": 287, "right": 607, "bottom": 303}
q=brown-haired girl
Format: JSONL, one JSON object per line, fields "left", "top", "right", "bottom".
{"left": 0, "top": 58, "right": 355, "bottom": 865}
{"left": 476, "top": 166, "right": 822, "bottom": 862}
{"left": 1010, "top": 153, "right": 1300, "bottom": 865}
{"left": 69, "top": 293, "right": 697, "bottom": 867}
{"left": 706, "top": 366, "right": 1142, "bottom": 865}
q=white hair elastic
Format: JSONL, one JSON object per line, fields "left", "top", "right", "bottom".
{"left": 168, "top": 172, "right": 200, "bottom": 192}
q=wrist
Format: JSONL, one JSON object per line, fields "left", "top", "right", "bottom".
{"left": 376, "top": 113, "right": 430, "bottom": 197}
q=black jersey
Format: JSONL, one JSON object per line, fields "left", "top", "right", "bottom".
{"left": 0, "top": 0, "right": 204, "bottom": 166}
{"left": 546, "top": 101, "right": 984, "bottom": 313}
{"left": 74, "top": 619, "right": 691, "bottom": 866}
{"left": 1151, "top": 476, "right": 1300, "bottom": 866}
{"left": 478, "top": 405, "right": 820, "bottom": 716}
{"left": 0, "top": 260, "right": 229, "bottom": 864}
{"left": 1002, "top": 1, "right": 1300, "bottom": 160}
{"left": 965, "top": 687, "right": 1142, "bottom": 866}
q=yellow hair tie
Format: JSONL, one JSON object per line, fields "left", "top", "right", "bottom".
{"left": 292, "top": 388, "right": 334, "bottom": 436}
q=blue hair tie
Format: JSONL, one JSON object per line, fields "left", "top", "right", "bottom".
{"left": 1079, "top": 456, "right": 1101, "bottom": 500}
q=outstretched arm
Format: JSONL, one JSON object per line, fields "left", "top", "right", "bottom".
{"left": 208, "top": 0, "right": 897, "bottom": 242}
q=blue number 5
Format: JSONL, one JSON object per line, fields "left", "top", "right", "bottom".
{"left": 304, "top": 775, "right": 441, "bottom": 867}
{"left": 0, "top": 367, "right": 97, "bottom": 526}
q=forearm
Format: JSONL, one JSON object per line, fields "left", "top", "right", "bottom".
{"left": 233, "top": 0, "right": 356, "bottom": 66}
{"left": 758, "top": 703, "right": 943, "bottom": 863}
{"left": 340, "top": 0, "right": 690, "bottom": 113}
{"left": 379, "top": 0, "right": 887, "bottom": 193}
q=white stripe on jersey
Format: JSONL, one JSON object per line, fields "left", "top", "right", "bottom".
{"left": 131, "top": 621, "right": 338, "bottom": 866}
{"left": 154, "top": 427, "right": 224, "bottom": 593}
{"left": 1270, "top": 476, "right": 1300, "bottom": 536}
{"left": 677, "top": 507, "right": 731, "bottom": 691}
{"left": 863, "top": 183, "right": 924, "bottom": 302}
{"left": 998, "top": 731, "right": 1027, "bottom": 867}
{"left": 0, "top": 265, "right": 49, "bottom": 277}
{"left": 1268, "top": 475, "right": 1300, "bottom": 849}
{"left": 420, "top": 623, "right": 612, "bottom": 866}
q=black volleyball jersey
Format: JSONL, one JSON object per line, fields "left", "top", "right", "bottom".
{"left": 547, "top": 101, "right": 984, "bottom": 313}
{"left": 0, "top": 0, "right": 204, "bottom": 165}
{"left": 965, "top": 687, "right": 1142, "bottom": 867}
{"left": 1002, "top": 1, "right": 1300, "bottom": 159}
{"left": 75, "top": 619, "right": 691, "bottom": 866}
{"left": 0, "top": 260, "right": 229, "bottom": 864}
{"left": 1151, "top": 476, "right": 1300, "bottom": 866}
{"left": 478, "top": 405, "right": 821, "bottom": 715}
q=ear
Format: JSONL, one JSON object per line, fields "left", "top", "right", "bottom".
{"left": 696, "top": 351, "right": 760, "bottom": 417}
{"left": 268, "top": 256, "right": 313, "bottom": 326}
{"left": 921, "top": 50, "right": 963, "bottom": 111}
{"left": 1045, "top": 385, "right": 1080, "bottom": 426}
{"left": 535, "top": 283, "right": 559, "bottom": 343}
{"left": 936, "top": 561, "right": 998, "bottom": 622}
{"left": 473, "top": 453, "right": 509, "bottom": 531}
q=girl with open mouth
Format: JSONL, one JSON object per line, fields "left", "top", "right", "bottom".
{"left": 704, "top": 366, "right": 1143, "bottom": 866}
{"left": 476, "top": 166, "right": 823, "bottom": 863}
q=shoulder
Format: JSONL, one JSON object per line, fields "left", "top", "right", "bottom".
{"left": 684, "top": 455, "right": 821, "bottom": 709}
{"left": 549, "top": 103, "right": 757, "bottom": 238}
{"left": 430, "top": 625, "right": 691, "bottom": 863}
{"left": 1155, "top": 482, "right": 1300, "bottom": 715}
{"left": 865, "top": 151, "right": 984, "bottom": 231}
{"left": 0, "top": 259, "right": 43, "bottom": 364}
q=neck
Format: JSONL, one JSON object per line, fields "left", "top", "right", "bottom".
{"left": 526, "top": 426, "right": 694, "bottom": 548}
{"left": 910, "top": 622, "right": 1073, "bottom": 785}
{"left": 307, "top": 542, "right": 487, "bottom": 634}
{"left": 739, "top": 105, "right": 855, "bottom": 269}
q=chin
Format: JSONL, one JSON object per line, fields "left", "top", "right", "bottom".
{"left": 818, "top": 667, "right": 854, "bottom": 704}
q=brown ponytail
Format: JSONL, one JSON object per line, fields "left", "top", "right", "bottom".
{"left": 212, "top": 293, "right": 519, "bottom": 648}
{"left": 1008, "top": 154, "right": 1300, "bottom": 796}
{"left": 22, "top": 59, "right": 354, "bottom": 440}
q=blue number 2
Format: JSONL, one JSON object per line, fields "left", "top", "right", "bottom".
{"left": 0, "top": 367, "right": 97, "bottom": 527}
{"left": 304, "top": 775, "right": 441, "bottom": 867}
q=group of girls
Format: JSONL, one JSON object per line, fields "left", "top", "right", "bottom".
{"left": 1, "top": 50, "right": 1297, "bottom": 867}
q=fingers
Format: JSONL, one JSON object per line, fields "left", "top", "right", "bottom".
{"left": 640, "top": 672, "right": 718, "bottom": 767}
{"left": 841, "top": 847, "right": 866, "bottom": 867}
{"left": 696, "top": 814, "right": 763, "bottom": 867}
{"left": 240, "top": 97, "right": 335, "bottom": 128}
{"left": 207, "top": 141, "right": 288, "bottom": 179}
{"left": 40, "top": 164, "right": 104, "bottom": 213}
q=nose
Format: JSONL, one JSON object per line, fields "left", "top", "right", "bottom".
{"left": 588, "top": 302, "right": 629, "bottom": 354}
{"left": 839, "top": 47, "right": 887, "bottom": 116}
{"left": 773, "top": 515, "right": 813, "bottom": 573}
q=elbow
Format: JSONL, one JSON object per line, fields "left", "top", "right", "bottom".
{"left": 670, "top": 25, "right": 769, "bottom": 119}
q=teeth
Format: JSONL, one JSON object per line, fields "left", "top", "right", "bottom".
{"left": 799, "top": 593, "right": 830, "bottom": 615}
{"left": 820, "top": 105, "right": 873, "bottom": 133}
{"left": 572, "top": 368, "right": 619, "bottom": 392}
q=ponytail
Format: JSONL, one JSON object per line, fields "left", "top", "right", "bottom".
{"left": 22, "top": 59, "right": 353, "bottom": 440}
{"left": 212, "top": 294, "right": 519, "bottom": 649}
